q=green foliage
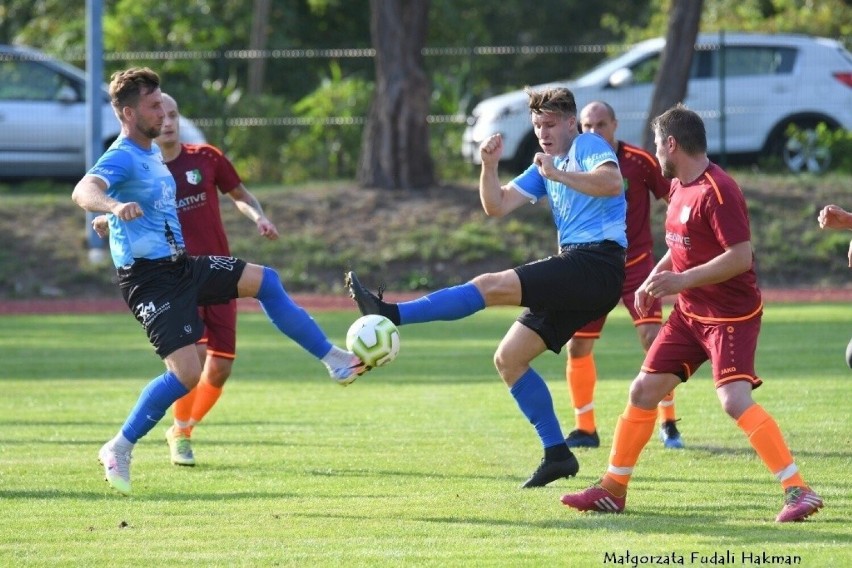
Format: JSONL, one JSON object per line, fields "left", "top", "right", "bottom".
{"left": 215, "top": 93, "right": 294, "bottom": 183}
{"left": 644, "top": 0, "right": 852, "bottom": 40}
{"left": 0, "top": 307, "right": 850, "bottom": 565}
{"left": 818, "top": 124, "right": 852, "bottom": 173}
{"left": 279, "top": 62, "right": 373, "bottom": 184}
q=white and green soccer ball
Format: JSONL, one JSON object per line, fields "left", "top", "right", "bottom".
{"left": 345, "top": 314, "right": 400, "bottom": 368}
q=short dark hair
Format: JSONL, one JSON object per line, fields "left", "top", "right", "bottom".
{"left": 525, "top": 86, "right": 577, "bottom": 117}
{"left": 109, "top": 67, "right": 161, "bottom": 113}
{"left": 651, "top": 103, "right": 707, "bottom": 155}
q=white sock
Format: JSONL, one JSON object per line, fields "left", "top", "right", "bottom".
{"left": 321, "top": 345, "right": 354, "bottom": 368}
{"left": 110, "top": 433, "right": 134, "bottom": 453}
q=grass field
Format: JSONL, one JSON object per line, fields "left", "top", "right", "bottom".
{"left": 1, "top": 304, "right": 850, "bottom": 567}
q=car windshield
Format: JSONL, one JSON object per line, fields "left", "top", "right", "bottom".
{"left": 570, "top": 40, "right": 662, "bottom": 87}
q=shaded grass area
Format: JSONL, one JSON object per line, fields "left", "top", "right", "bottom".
{"left": 0, "top": 304, "right": 850, "bottom": 566}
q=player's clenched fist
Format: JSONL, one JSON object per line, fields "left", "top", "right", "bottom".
{"left": 113, "top": 202, "right": 143, "bottom": 221}
{"left": 479, "top": 133, "right": 504, "bottom": 165}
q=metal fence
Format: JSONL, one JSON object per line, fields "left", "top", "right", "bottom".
{"left": 3, "top": 36, "right": 850, "bottom": 183}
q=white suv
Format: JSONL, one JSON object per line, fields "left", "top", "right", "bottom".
{"left": 461, "top": 33, "right": 852, "bottom": 173}
{"left": 0, "top": 44, "right": 206, "bottom": 178}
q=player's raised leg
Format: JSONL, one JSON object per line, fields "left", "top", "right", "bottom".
{"left": 242, "top": 264, "right": 366, "bottom": 384}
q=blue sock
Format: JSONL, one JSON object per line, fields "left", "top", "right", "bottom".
{"left": 121, "top": 371, "right": 188, "bottom": 443}
{"left": 397, "top": 282, "right": 486, "bottom": 325}
{"left": 256, "top": 266, "right": 332, "bottom": 359}
{"left": 510, "top": 368, "right": 565, "bottom": 449}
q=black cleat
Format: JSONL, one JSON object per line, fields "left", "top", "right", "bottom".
{"left": 345, "top": 271, "right": 385, "bottom": 316}
{"left": 659, "top": 420, "right": 684, "bottom": 449}
{"left": 565, "top": 429, "right": 600, "bottom": 448}
{"left": 520, "top": 454, "right": 579, "bottom": 488}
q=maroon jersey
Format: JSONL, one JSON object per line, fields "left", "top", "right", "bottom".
{"left": 168, "top": 143, "right": 242, "bottom": 256}
{"left": 665, "top": 162, "right": 762, "bottom": 321}
{"left": 618, "top": 141, "right": 669, "bottom": 260}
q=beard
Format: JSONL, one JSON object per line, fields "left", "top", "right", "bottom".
{"left": 136, "top": 121, "right": 162, "bottom": 140}
{"left": 661, "top": 159, "right": 675, "bottom": 180}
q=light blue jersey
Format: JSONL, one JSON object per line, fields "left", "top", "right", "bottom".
{"left": 88, "top": 137, "right": 185, "bottom": 267}
{"left": 510, "top": 132, "right": 626, "bottom": 248}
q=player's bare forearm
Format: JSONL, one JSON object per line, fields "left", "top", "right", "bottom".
{"left": 664, "top": 241, "right": 752, "bottom": 294}
{"left": 544, "top": 161, "right": 623, "bottom": 197}
{"left": 73, "top": 178, "right": 143, "bottom": 221}
{"left": 229, "top": 185, "right": 279, "bottom": 239}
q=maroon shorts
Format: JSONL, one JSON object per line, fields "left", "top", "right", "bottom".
{"left": 641, "top": 303, "right": 763, "bottom": 389}
{"left": 574, "top": 251, "right": 663, "bottom": 338}
{"left": 197, "top": 301, "right": 238, "bottom": 360}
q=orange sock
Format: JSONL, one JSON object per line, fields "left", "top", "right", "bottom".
{"left": 601, "top": 404, "right": 657, "bottom": 493}
{"left": 658, "top": 391, "right": 676, "bottom": 422}
{"left": 188, "top": 379, "right": 224, "bottom": 432}
{"left": 173, "top": 388, "right": 197, "bottom": 434}
{"left": 736, "top": 404, "right": 805, "bottom": 489}
{"left": 567, "top": 354, "right": 597, "bottom": 433}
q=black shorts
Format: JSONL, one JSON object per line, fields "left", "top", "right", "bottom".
{"left": 514, "top": 240, "right": 625, "bottom": 353}
{"left": 117, "top": 254, "right": 247, "bottom": 358}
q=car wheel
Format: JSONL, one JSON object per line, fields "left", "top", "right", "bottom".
{"left": 775, "top": 121, "right": 833, "bottom": 174}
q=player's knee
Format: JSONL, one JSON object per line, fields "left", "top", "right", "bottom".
{"left": 567, "top": 338, "right": 594, "bottom": 358}
{"left": 205, "top": 359, "right": 233, "bottom": 387}
{"left": 627, "top": 374, "right": 662, "bottom": 409}
{"left": 206, "top": 369, "right": 231, "bottom": 388}
{"left": 493, "top": 347, "right": 523, "bottom": 383}
{"left": 471, "top": 271, "right": 519, "bottom": 306}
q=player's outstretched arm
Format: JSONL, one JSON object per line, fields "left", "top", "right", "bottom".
{"left": 228, "top": 184, "right": 279, "bottom": 240}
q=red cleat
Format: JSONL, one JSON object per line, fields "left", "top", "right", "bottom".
{"left": 561, "top": 483, "right": 625, "bottom": 513}
{"left": 776, "top": 487, "right": 823, "bottom": 522}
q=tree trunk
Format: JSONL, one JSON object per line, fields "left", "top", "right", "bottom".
{"left": 641, "top": 0, "right": 703, "bottom": 151}
{"left": 248, "top": 0, "right": 271, "bottom": 96}
{"left": 357, "top": 0, "right": 434, "bottom": 190}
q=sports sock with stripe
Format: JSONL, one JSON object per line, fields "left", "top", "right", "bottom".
{"left": 602, "top": 403, "right": 657, "bottom": 493}
{"left": 736, "top": 403, "right": 805, "bottom": 489}
{"left": 567, "top": 353, "right": 597, "bottom": 433}
{"left": 658, "top": 391, "right": 677, "bottom": 422}
{"left": 173, "top": 385, "right": 196, "bottom": 432}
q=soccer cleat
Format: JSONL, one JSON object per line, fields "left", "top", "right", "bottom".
{"left": 775, "top": 486, "right": 823, "bottom": 522}
{"left": 98, "top": 442, "right": 132, "bottom": 496}
{"left": 324, "top": 350, "right": 369, "bottom": 386}
{"left": 344, "top": 271, "right": 386, "bottom": 316}
{"left": 659, "top": 420, "right": 684, "bottom": 449}
{"left": 561, "top": 482, "right": 626, "bottom": 513}
{"left": 565, "top": 429, "right": 600, "bottom": 448}
{"left": 165, "top": 426, "right": 196, "bottom": 466}
{"left": 520, "top": 454, "right": 579, "bottom": 488}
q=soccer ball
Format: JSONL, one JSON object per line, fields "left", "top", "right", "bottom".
{"left": 346, "top": 314, "right": 400, "bottom": 368}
